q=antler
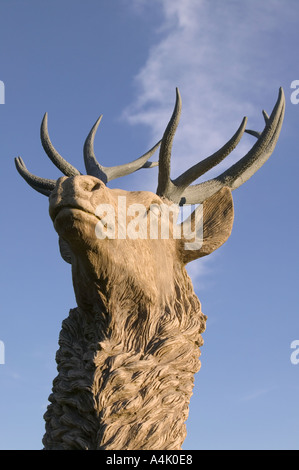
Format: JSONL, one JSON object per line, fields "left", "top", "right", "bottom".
{"left": 41, "top": 113, "right": 82, "bottom": 178}
{"left": 83, "top": 115, "right": 160, "bottom": 184}
{"left": 15, "top": 87, "right": 284, "bottom": 202}
{"left": 14, "top": 157, "right": 56, "bottom": 196}
{"left": 157, "top": 87, "right": 285, "bottom": 205}
{"left": 15, "top": 113, "right": 161, "bottom": 195}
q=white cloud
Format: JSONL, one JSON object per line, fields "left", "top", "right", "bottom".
{"left": 240, "top": 386, "right": 277, "bottom": 402}
{"left": 125, "top": 0, "right": 294, "bottom": 164}
{"left": 123, "top": 0, "right": 296, "bottom": 284}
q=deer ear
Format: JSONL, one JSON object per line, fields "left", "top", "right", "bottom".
{"left": 178, "top": 187, "right": 234, "bottom": 265}
{"left": 59, "top": 237, "right": 72, "bottom": 264}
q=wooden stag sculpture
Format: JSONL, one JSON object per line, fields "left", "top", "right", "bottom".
{"left": 15, "top": 87, "right": 284, "bottom": 450}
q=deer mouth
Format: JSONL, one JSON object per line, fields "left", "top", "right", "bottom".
{"left": 50, "top": 203, "right": 100, "bottom": 224}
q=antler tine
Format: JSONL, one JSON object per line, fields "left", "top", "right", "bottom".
{"left": 104, "top": 140, "right": 161, "bottom": 181}
{"left": 14, "top": 157, "right": 55, "bottom": 196}
{"left": 178, "top": 87, "right": 285, "bottom": 205}
{"left": 245, "top": 129, "right": 261, "bottom": 138}
{"left": 173, "top": 116, "right": 248, "bottom": 191}
{"left": 245, "top": 109, "right": 270, "bottom": 139}
{"left": 41, "top": 113, "right": 81, "bottom": 177}
{"left": 262, "top": 110, "right": 270, "bottom": 123}
{"left": 156, "top": 87, "right": 182, "bottom": 199}
{"left": 83, "top": 115, "right": 108, "bottom": 182}
{"left": 83, "top": 115, "right": 161, "bottom": 183}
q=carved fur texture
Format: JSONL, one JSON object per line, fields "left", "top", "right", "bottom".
{"left": 43, "top": 266, "right": 206, "bottom": 450}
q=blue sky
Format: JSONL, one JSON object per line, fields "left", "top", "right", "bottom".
{"left": 0, "top": 0, "right": 299, "bottom": 450}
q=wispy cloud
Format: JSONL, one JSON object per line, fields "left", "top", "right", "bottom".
{"left": 125, "top": 0, "right": 294, "bottom": 169}
{"left": 240, "top": 386, "right": 277, "bottom": 402}
{"left": 123, "top": 0, "right": 296, "bottom": 283}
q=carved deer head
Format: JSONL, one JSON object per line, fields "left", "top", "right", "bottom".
{"left": 14, "top": 87, "right": 285, "bottom": 450}
{"left": 15, "top": 88, "right": 284, "bottom": 275}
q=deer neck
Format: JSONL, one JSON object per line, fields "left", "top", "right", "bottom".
{"left": 43, "top": 263, "right": 207, "bottom": 450}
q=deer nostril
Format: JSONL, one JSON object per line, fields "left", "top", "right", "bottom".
{"left": 91, "top": 182, "right": 102, "bottom": 192}
{"left": 78, "top": 177, "right": 103, "bottom": 193}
